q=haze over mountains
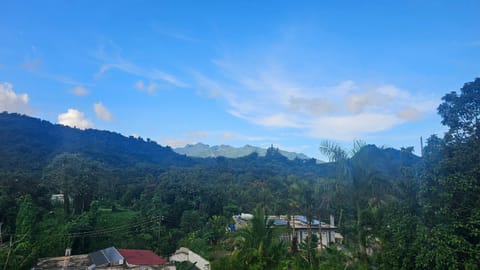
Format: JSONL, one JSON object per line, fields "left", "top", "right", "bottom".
{"left": 174, "top": 143, "right": 311, "bottom": 160}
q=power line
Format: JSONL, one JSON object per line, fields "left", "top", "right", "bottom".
{"left": 66, "top": 216, "right": 161, "bottom": 237}
{"left": 1, "top": 215, "right": 164, "bottom": 239}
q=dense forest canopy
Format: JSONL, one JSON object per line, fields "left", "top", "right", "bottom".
{"left": 1, "top": 78, "right": 480, "bottom": 269}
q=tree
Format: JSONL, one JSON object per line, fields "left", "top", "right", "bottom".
{"left": 416, "top": 78, "right": 480, "bottom": 268}
{"left": 438, "top": 78, "right": 480, "bottom": 142}
{"left": 320, "top": 140, "right": 398, "bottom": 263}
{"left": 43, "top": 153, "right": 102, "bottom": 215}
{"left": 0, "top": 195, "right": 38, "bottom": 270}
{"left": 230, "top": 208, "right": 287, "bottom": 270}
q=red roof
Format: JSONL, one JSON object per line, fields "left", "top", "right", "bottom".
{"left": 118, "top": 249, "right": 167, "bottom": 265}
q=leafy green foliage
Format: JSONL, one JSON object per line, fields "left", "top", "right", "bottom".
{"left": 225, "top": 208, "right": 288, "bottom": 270}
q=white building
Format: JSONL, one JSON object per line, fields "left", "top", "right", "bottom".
{"left": 232, "top": 214, "right": 343, "bottom": 249}
{"left": 169, "top": 247, "right": 210, "bottom": 270}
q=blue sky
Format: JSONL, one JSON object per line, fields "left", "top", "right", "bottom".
{"left": 1, "top": 1, "right": 479, "bottom": 159}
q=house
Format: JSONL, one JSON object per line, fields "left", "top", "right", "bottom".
{"left": 232, "top": 213, "right": 343, "bottom": 249}
{"left": 118, "top": 248, "right": 167, "bottom": 269}
{"left": 50, "top": 193, "right": 64, "bottom": 203}
{"left": 275, "top": 215, "right": 342, "bottom": 248}
{"left": 34, "top": 247, "right": 170, "bottom": 270}
{"left": 170, "top": 247, "right": 210, "bottom": 270}
{"left": 89, "top": 246, "right": 124, "bottom": 268}
{"left": 34, "top": 254, "right": 92, "bottom": 269}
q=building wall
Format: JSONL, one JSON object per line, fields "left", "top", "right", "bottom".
{"left": 170, "top": 248, "right": 210, "bottom": 270}
{"left": 188, "top": 251, "right": 210, "bottom": 270}
{"left": 289, "top": 229, "right": 337, "bottom": 248}
{"left": 170, "top": 252, "right": 188, "bottom": 262}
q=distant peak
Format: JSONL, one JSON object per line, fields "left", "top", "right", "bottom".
{"left": 174, "top": 142, "right": 310, "bottom": 160}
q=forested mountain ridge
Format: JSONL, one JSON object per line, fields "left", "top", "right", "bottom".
{"left": 0, "top": 112, "right": 419, "bottom": 178}
{"left": 174, "top": 142, "right": 311, "bottom": 160}
{"left": 0, "top": 112, "right": 194, "bottom": 172}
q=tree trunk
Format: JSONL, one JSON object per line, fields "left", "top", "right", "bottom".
{"left": 356, "top": 202, "right": 366, "bottom": 257}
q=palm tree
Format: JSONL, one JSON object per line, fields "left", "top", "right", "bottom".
{"left": 232, "top": 208, "right": 287, "bottom": 270}
{"left": 319, "top": 140, "right": 393, "bottom": 259}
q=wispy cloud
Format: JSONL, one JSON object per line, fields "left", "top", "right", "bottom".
{"left": 222, "top": 131, "right": 235, "bottom": 139}
{"left": 57, "top": 109, "right": 93, "bottom": 129}
{"left": 396, "top": 107, "right": 421, "bottom": 120}
{"left": 0, "top": 82, "right": 31, "bottom": 114}
{"left": 309, "top": 113, "right": 402, "bottom": 140}
{"left": 21, "top": 59, "right": 42, "bottom": 72}
{"left": 95, "top": 42, "right": 188, "bottom": 88}
{"left": 93, "top": 102, "right": 113, "bottom": 121}
{"left": 71, "top": 86, "right": 90, "bottom": 96}
{"left": 20, "top": 45, "right": 90, "bottom": 86}
{"left": 187, "top": 131, "right": 207, "bottom": 139}
{"left": 163, "top": 138, "right": 196, "bottom": 148}
{"left": 134, "top": 80, "right": 158, "bottom": 94}
{"left": 194, "top": 57, "right": 439, "bottom": 140}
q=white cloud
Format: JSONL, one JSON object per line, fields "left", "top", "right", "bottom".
{"left": 222, "top": 131, "right": 235, "bottom": 139}
{"left": 187, "top": 131, "right": 207, "bottom": 138}
{"left": 71, "top": 86, "right": 90, "bottom": 96}
{"left": 252, "top": 113, "right": 302, "bottom": 128}
{"left": 164, "top": 138, "right": 196, "bottom": 148}
{"left": 289, "top": 96, "right": 336, "bottom": 115}
{"left": 0, "top": 82, "right": 31, "bottom": 114}
{"left": 190, "top": 30, "right": 441, "bottom": 140}
{"left": 309, "top": 113, "right": 403, "bottom": 140}
{"left": 195, "top": 59, "right": 438, "bottom": 139}
{"left": 377, "top": 85, "right": 410, "bottom": 99}
{"left": 93, "top": 102, "right": 113, "bottom": 121}
{"left": 345, "top": 85, "right": 411, "bottom": 114}
{"left": 147, "top": 82, "right": 158, "bottom": 93}
{"left": 396, "top": 107, "right": 421, "bottom": 120}
{"left": 135, "top": 80, "right": 145, "bottom": 90}
{"left": 346, "top": 92, "right": 379, "bottom": 114}
{"left": 135, "top": 80, "right": 159, "bottom": 94}
{"left": 57, "top": 109, "right": 93, "bottom": 129}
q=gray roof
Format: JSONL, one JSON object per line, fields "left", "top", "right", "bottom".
{"left": 89, "top": 246, "right": 124, "bottom": 267}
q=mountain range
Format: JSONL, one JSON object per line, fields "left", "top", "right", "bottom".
{"left": 174, "top": 143, "right": 312, "bottom": 160}
{"left": 0, "top": 112, "right": 420, "bottom": 180}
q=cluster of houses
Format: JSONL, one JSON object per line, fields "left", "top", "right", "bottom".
{"left": 33, "top": 246, "right": 210, "bottom": 270}
{"left": 232, "top": 213, "right": 343, "bottom": 249}
{"left": 33, "top": 211, "right": 342, "bottom": 269}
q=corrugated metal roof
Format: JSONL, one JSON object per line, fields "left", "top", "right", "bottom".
{"left": 89, "top": 246, "right": 124, "bottom": 267}
{"left": 118, "top": 249, "right": 167, "bottom": 265}
{"left": 295, "top": 216, "right": 320, "bottom": 225}
{"left": 89, "top": 250, "right": 109, "bottom": 267}
{"left": 270, "top": 218, "right": 288, "bottom": 226}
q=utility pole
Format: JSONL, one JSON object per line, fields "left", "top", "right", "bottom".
{"left": 158, "top": 216, "right": 164, "bottom": 241}
{"left": 0, "top": 222, "right": 3, "bottom": 245}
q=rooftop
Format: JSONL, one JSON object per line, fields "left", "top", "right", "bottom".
{"left": 118, "top": 248, "right": 167, "bottom": 266}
